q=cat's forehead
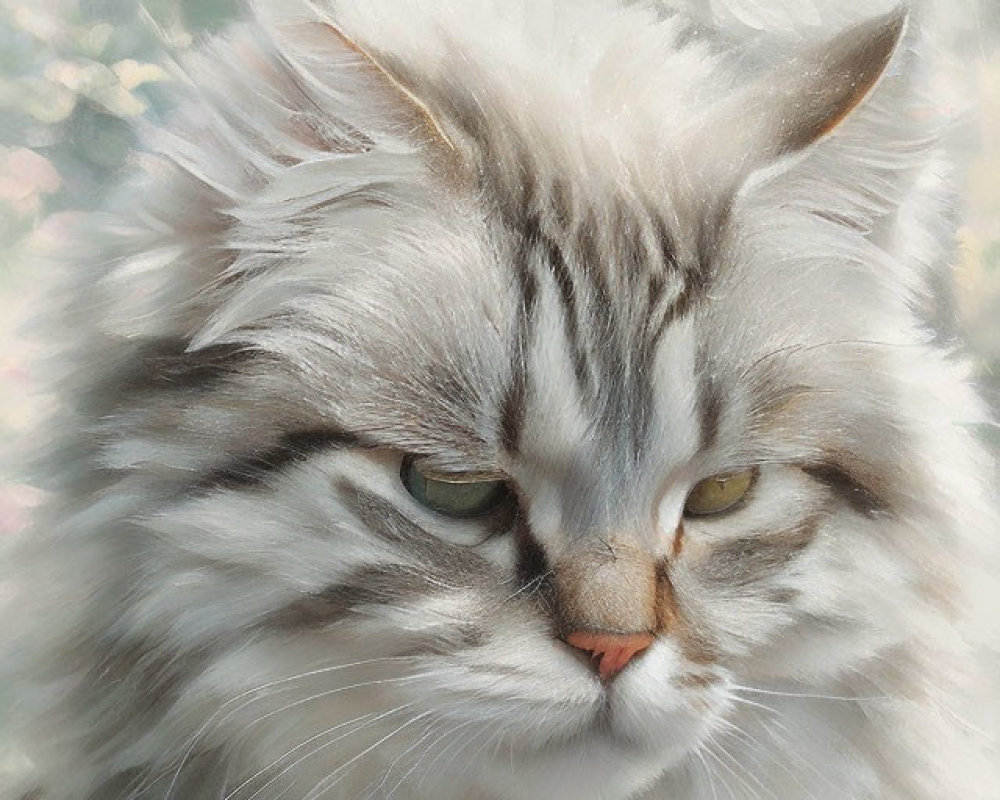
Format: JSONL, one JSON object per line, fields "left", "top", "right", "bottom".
{"left": 327, "top": 0, "right": 732, "bottom": 207}
{"left": 203, "top": 171, "right": 710, "bottom": 471}
{"left": 190, "top": 0, "right": 902, "bottom": 470}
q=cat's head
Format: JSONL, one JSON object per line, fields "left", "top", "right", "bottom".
{"left": 35, "top": 2, "right": 993, "bottom": 798}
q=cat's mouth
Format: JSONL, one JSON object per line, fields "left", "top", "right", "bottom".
{"left": 513, "top": 638, "right": 728, "bottom": 757}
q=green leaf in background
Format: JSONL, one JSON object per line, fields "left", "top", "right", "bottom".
{"left": 982, "top": 240, "right": 1000, "bottom": 273}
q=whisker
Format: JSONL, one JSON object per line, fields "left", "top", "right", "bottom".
{"left": 244, "top": 702, "right": 419, "bottom": 800}
{"left": 223, "top": 670, "right": 457, "bottom": 799}
{"left": 715, "top": 718, "right": 806, "bottom": 800}
{"left": 229, "top": 670, "right": 447, "bottom": 737}
{"left": 700, "top": 742, "right": 739, "bottom": 800}
{"left": 730, "top": 683, "right": 886, "bottom": 703}
{"left": 357, "top": 718, "right": 439, "bottom": 800}
{"left": 724, "top": 693, "right": 782, "bottom": 716}
{"left": 410, "top": 719, "right": 480, "bottom": 796}
{"left": 706, "top": 739, "right": 768, "bottom": 800}
{"left": 442, "top": 717, "right": 510, "bottom": 790}
{"left": 223, "top": 711, "right": 378, "bottom": 800}
{"left": 301, "top": 709, "right": 436, "bottom": 800}
{"left": 157, "top": 655, "right": 419, "bottom": 800}
{"left": 758, "top": 718, "right": 838, "bottom": 792}
{"left": 498, "top": 568, "right": 554, "bottom": 605}
{"left": 692, "top": 743, "right": 721, "bottom": 800}
{"left": 461, "top": 716, "right": 512, "bottom": 775}
{"left": 380, "top": 720, "right": 461, "bottom": 800}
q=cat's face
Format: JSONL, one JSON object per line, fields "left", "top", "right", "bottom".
{"left": 75, "top": 3, "right": 957, "bottom": 799}
{"left": 144, "top": 176, "right": 910, "bottom": 800}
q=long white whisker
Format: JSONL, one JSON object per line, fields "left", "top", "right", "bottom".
{"left": 499, "top": 569, "right": 554, "bottom": 605}
{"left": 730, "top": 683, "right": 886, "bottom": 703}
{"left": 715, "top": 719, "right": 790, "bottom": 785}
{"left": 448, "top": 717, "right": 510, "bottom": 787}
{"left": 245, "top": 702, "right": 419, "bottom": 800}
{"left": 231, "top": 670, "right": 445, "bottom": 738}
{"left": 758, "top": 718, "right": 837, "bottom": 792}
{"left": 357, "top": 718, "right": 439, "bottom": 800}
{"left": 223, "top": 712, "right": 377, "bottom": 800}
{"left": 158, "top": 655, "right": 418, "bottom": 800}
{"left": 706, "top": 738, "right": 767, "bottom": 800}
{"left": 700, "top": 743, "right": 739, "bottom": 800}
{"left": 223, "top": 669, "right": 456, "bottom": 799}
{"left": 410, "top": 718, "right": 480, "bottom": 796}
{"left": 301, "top": 709, "right": 435, "bottom": 800}
{"left": 724, "top": 693, "right": 782, "bottom": 716}
{"left": 692, "top": 743, "right": 721, "bottom": 800}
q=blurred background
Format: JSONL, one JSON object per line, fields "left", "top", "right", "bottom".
{"left": 0, "top": 0, "right": 999, "bottom": 536}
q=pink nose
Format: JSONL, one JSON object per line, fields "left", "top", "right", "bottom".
{"left": 565, "top": 631, "right": 655, "bottom": 680}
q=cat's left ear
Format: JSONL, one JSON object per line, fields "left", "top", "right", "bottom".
{"left": 706, "top": 6, "right": 909, "bottom": 181}
{"left": 320, "top": 22, "right": 457, "bottom": 153}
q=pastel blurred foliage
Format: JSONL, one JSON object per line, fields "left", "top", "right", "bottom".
{"left": 0, "top": 0, "right": 236, "bottom": 250}
{"left": 0, "top": 0, "right": 237, "bottom": 523}
{"left": 0, "top": 0, "right": 999, "bottom": 520}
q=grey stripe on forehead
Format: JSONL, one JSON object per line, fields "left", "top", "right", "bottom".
{"left": 468, "top": 129, "right": 725, "bottom": 457}
{"left": 498, "top": 245, "right": 537, "bottom": 454}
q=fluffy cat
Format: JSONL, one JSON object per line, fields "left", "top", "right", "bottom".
{"left": 2, "top": 1, "right": 998, "bottom": 798}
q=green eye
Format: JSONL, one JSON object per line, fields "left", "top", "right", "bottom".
{"left": 684, "top": 469, "right": 756, "bottom": 517}
{"left": 400, "top": 458, "right": 509, "bottom": 518}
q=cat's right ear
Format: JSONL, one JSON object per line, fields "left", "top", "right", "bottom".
{"left": 698, "top": 6, "right": 910, "bottom": 188}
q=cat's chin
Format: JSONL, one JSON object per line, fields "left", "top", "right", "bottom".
{"left": 469, "top": 642, "right": 727, "bottom": 799}
{"left": 463, "top": 727, "right": 702, "bottom": 800}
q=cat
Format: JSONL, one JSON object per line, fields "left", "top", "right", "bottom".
{"left": 2, "top": 0, "right": 998, "bottom": 798}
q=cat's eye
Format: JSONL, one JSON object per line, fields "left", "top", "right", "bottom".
{"left": 684, "top": 469, "right": 756, "bottom": 517}
{"left": 400, "top": 458, "right": 509, "bottom": 518}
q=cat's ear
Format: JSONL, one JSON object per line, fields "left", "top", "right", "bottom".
{"left": 760, "top": 5, "right": 907, "bottom": 155}
{"left": 703, "top": 6, "right": 909, "bottom": 183}
{"left": 320, "top": 22, "right": 456, "bottom": 153}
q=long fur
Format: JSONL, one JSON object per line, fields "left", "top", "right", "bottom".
{"left": 2, "top": 1, "right": 998, "bottom": 799}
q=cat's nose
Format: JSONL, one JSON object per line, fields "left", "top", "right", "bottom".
{"left": 564, "top": 630, "right": 654, "bottom": 680}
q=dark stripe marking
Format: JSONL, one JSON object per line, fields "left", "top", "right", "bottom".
{"left": 540, "top": 221, "right": 593, "bottom": 396}
{"left": 697, "top": 365, "right": 724, "bottom": 452}
{"left": 272, "top": 566, "right": 487, "bottom": 649}
{"left": 513, "top": 515, "right": 556, "bottom": 615}
{"left": 696, "top": 515, "right": 821, "bottom": 588}
{"left": 109, "top": 339, "right": 255, "bottom": 400}
{"left": 272, "top": 564, "right": 457, "bottom": 628}
{"left": 803, "top": 461, "right": 890, "bottom": 517}
{"left": 500, "top": 231, "right": 540, "bottom": 453}
{"left": 338, "top": 484, "right": 504, "bottom": 567}
{"left": 196, "top": 428, "right": 360, "bottom": 491}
